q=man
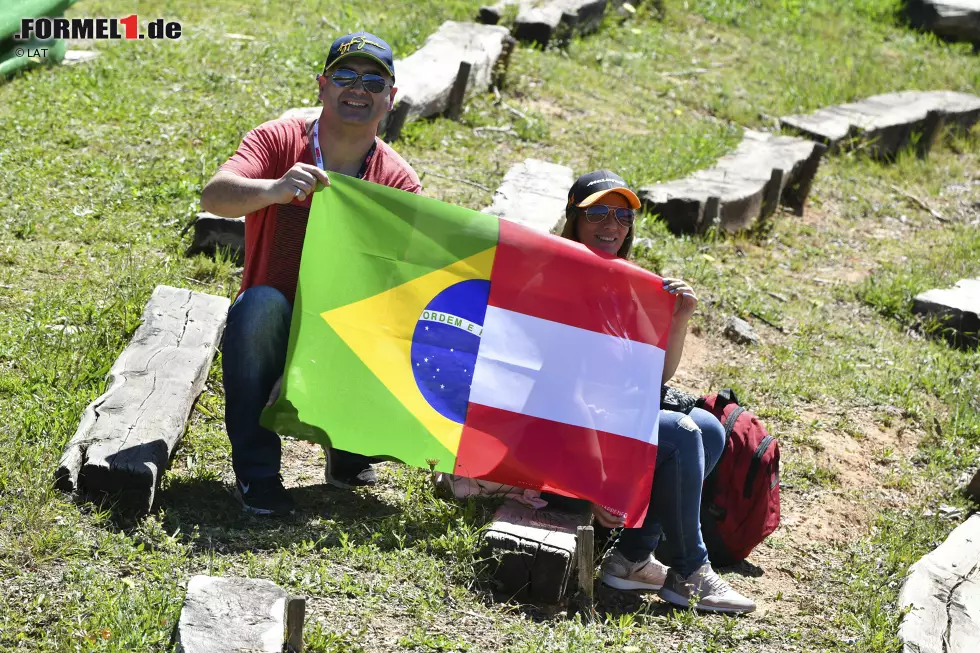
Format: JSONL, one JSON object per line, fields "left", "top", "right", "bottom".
{"left": 201, "top": 32, "right": 421, "bottom": 515}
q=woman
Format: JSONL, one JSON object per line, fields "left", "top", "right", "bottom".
{"left": 561, "top": 170, "right": 755, "bottom": 614}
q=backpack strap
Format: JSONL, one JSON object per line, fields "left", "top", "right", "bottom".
{"left": 723, "top": 406, "right": 745, "bottom": 436}
{"left": 743, "top": 434, "right": 775, "bottom": 499}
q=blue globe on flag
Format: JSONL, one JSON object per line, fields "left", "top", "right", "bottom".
{"left": 410, "top": 279, "right": 490, "bottom": 424}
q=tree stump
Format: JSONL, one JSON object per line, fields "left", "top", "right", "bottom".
{"left": 185, "top": 212, "right": 245, "bottom": 264}
{"left": 482, "top": 498, "right": 592, "bottom": 604}
{"left": 637, "top": 130, "right": 825, "bottom": 234}
{"left": 899, "top": 515, "right": 980, "bottom": 653}
{"left": 55, "top": 286, "right": 229, "bottom": 514}
{"left": 175, "top": 576, "right": 287, "bottom": 653}
{"left": 913, "top": 278, "right": 980, "bottom": 348}
{"left": 780, "top": 91, "right": 980, "bottom": 159}
{"left": 482, "top": 158, "right": 574, "bottom": 235}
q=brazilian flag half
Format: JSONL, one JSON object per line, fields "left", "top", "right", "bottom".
{"left": 262, "top": 174, "right": 676, "bottom": 526}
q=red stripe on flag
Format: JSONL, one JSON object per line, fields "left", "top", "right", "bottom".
{"left": 456, "top": 403, "right": 657, "bottom": 528}
{"left": 487, "top": 219, "right": 674, "bottom": 349}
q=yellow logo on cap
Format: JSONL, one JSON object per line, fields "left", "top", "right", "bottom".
{"left": 338, "top": 36, "right": 384, "bottom": 54}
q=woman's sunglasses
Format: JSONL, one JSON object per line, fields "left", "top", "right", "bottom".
{"left": 582, "top": 204, "right": 635, "bottom": 228}
{"left": 330, "top": 68, "right": 391, "bottom": 94}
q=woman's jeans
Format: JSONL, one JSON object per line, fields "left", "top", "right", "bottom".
{"left": 222, "top": 285, "right": 293, "bottom": 483}
{"left": 615, "top": 407, "right": 726, "bottom": 577}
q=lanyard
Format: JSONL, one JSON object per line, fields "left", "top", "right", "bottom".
{"left": 312, "top": 119, "right": 324, "bottom": 171}
{"left": 310, "top": 119, "right": 376, "bottom": 179}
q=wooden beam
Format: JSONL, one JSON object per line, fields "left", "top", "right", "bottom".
{"left": 576, "top": 525, "right": 595, "bottom": 624}
{"left": 905, "top": 1, "right": 980, "bottom": 46}
{"left": 482, "top": 158, "right": 574, "bottom": 235}
{"left": 639, "top": 131, "right": 824, "bottom": 235}
{"left": 285, "top": 595, "right": 306, "bottom": 653}
{"left": 781, "top": 91, "right": 980, "bottom": 160}
{"left": 55, "top": 286, "right": 229, "bottom": 514}
{"left": 184, "top": 212, "right": 245, "bottom": 264}
{"left": 175, "top": 576, "right": 287, "bottom": 653}
{"left": 445, "top": 60, "right": 473, "bottom": 121}
{"left": 389, "top": 21, "right": 511, "bottom": 132}
{"left": 899, "top": 514, "right": 980, "bottom": 653}
{"left": 482, "top": 498, "right": 592, "bottom": 604}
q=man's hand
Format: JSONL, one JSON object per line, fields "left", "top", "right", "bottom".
{"left": 663, "top": 277, "right": 698, "bottom": 321}
{"left": 268, "top": 163, "right": 330, "bottom": 204}
{"left": 591, "top": 503, "right": 626, "bottom": 529}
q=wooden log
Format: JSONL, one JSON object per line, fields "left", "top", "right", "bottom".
{"left": 445, "top": 61, "right": 472, "bottom": 121}
{"left": 638, "top": 130, "right": 823, "bottom": 234}
{"left": 388, "top": 21, "right": 511, "bottom": 135}
{"left": 780, "top": 91, "right": 980, "bottom": 159}
{"left": 479, "top": 0, "right": 522, "bottom": 24}
{"left": 968, "top": 467, "right": 980, "bottom": 501}
{"left": 491, "top": 35, "right": 518, "bottom": 89}
{"left": 482, "top": 499, "right": 592, "bottom": 603}
{"left": 899, "top": 514, "right": 980, "bottom": 653}
{"left": 185, "top": 212, "right": 245, "bottom": 264}
{"left": 905, "top": 0, "right": 980, "bottom": 46}
{"left": 515, "top": 0, "right": 608, "bottom": 46}
{"left": 482, "top": 158, "right": 574, "bottom": 235}
{"left": 55, "top": 286, "right": 229, "bottom": 514}
{"left": 912, "top": 278, "right": 980, "bottom": 348}
{"left": 175, "top": 576, "right": 287, "bottom": 653}
{"left": 576, "top": 524, "right": 596, "bottom": 623}
{"left": 285, "top": 595, "right": 306, "bottom": 653}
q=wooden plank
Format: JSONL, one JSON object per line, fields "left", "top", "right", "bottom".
{"left": 175, "top": 576, "right": 287, "bottom": 653}
{"left": 184, "top": 212, "right": 245, "bottom": 264}
{"left": 286, "top": 595, "right": 306, "bottom": 653}
{"left": 390, "top": 21, "right": 511, "bottom": 134}
{"left": 576, "top": 524, "right": 596, "bottom": 623}
{"left": 905, "top": 1, "right": 980, "bottom": 46}
{"left": 482, "top": 499, "right": 591, "bottom": 603}
{"left": 482, "top": 158, "right": 574, "bottom": 235}
{"left": 638, "top": 130, "right": 823, "bottom": 234}
{"left": 55, "top": 286, "right": 229, "bottom": 514}
{"left": 515, "top": 0, "right": 608, "bottom": 46}
{"left": 913, "top": 278, "right": 980, "bottom": 348}
{"left": 445, "top": 61, "right": 472, "bottom": 121}
{"left": 899, "top": 515, "right": 980, "bottom": 653}
{"left": 968, "top": 467, "right": 980, "bottom": 501}
{"left": 780, "top": 91, "right": 980, "bottom": 158}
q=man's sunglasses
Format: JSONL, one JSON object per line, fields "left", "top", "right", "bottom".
{"left": 582, "top": 204, "right": 635, "bottom": 228}
{"left": 330, "top": 68, "right": 391, "bottom": 94}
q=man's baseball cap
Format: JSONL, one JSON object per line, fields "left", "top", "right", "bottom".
{"left": 567, "top": 170, "right": 640, "bottom": 209}
{"left": 324, "top": 32, "right": 395, "bottom": 79}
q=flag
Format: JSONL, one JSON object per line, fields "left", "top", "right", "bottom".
{"left": 261, "top": 174, "right": 675, "bottom": 526}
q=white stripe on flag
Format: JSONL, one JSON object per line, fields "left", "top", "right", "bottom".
{"left": 469, "top": 306, "right": 665, "bottom": 444}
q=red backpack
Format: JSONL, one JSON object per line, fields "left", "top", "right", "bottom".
{"left": 696, "top": 389, "right": 781, "bottom": 565}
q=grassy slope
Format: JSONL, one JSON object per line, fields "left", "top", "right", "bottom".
{"left": 0, "top": 0, "right": 978, "bottom": 650}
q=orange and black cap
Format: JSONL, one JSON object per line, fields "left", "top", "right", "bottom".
{"left": 567, "top": 170, "right": 640, "bottom": 209}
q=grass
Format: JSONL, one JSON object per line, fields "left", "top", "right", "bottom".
{"left": 1, "top": 0, "right": 979, "bottom": 650}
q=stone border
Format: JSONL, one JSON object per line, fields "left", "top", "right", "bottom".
{"left": 637, "top": 130, "right": 826, "bottom": 234}
{"left": 780, "top": 90, "right": 980, "bottom": 159}
{"left": 899, "top": 514, "right": 980, "bottom": 653}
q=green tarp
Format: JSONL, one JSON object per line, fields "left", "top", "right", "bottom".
{"left": 1, "top": 0, "right": 78, "bottom": 78}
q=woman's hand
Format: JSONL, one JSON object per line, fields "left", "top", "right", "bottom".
{"left": 663, "top": 277, "right": 698, "bottom": 321}
{"left": 591, "top": 503, "right": 626, "bottom": 529}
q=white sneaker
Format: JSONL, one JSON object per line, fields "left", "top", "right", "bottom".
{"left": 658, "top": 563, "right": 756, "bottom": 614}
{"left": 600, "top": 549, "right": 670, "bottom": 591}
